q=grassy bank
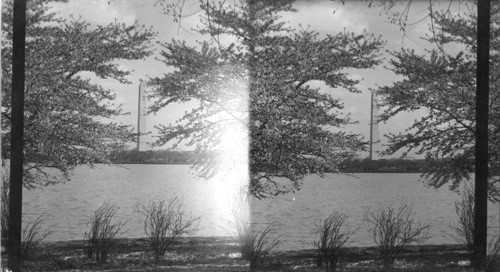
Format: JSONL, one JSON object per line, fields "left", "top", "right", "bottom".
{"left": 2, "top": 236, "right": 490, "bottom": 271}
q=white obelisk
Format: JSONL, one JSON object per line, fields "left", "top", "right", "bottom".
{"left": 369, "top": 90, "right": 379, "bottom": 160}
{"left": 136, "top": 82, "right": 147, "bottom": 151}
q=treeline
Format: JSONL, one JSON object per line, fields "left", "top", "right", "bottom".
{"left": 111, "top": 150, "right": 431, "bottom": 172}
{"left": 341, "top": 158, "right": 428, "bottom": 173}
{"left": 111, "top": 149, "right": 201, "bottom": 164}
{"left": 111, "top": 151, "right": 430, "bottom": 173}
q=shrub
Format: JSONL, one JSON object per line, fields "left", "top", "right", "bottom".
{"left": 246, "top": 223, "right": 280, "bottom": 269}
{"left": 230, "top": 189, "right": 280, "bottom": 269}
{"left": 1, "top": 174, "right": 51, "bottom": 262}
{"left": 314, "top": 212, "right": 357, "bottom": 271}
{"left": 486, "top": 236, "right": 500, "bottom": 272}
{"left": 21, "top": 214, "right": 51, "bottom": 261}
{"left": 230, "top": 189, "right": 251, "bottom": 258}
{"left": 84, "top": 202, "right": 126, "bottom": 263}
{"left": 1, "top": 172, "right": 9, "bottom": 241}
{"left": 134, "top": 196, "right": 200, "bottom": 262}
{"left": 451, "top": 183, "right": 474, "bottom": 257}
{"left": 2, "top": 174, "right": 51, "bottom": 262}
{"left": 364, "top": 202, "right": 430, "bottom": 268}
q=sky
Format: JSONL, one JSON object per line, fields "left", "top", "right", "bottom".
{"left": 49, "top": 0, "right": 466, "bottom": 159}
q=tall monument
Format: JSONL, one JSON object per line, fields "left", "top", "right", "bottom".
{"left": 137, "top": 81, "right": 148, "bottom": 151}
{"left": 369, "top": 90, "right": 379, "bottom": 160}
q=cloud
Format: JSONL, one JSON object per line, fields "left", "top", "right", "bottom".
{"left": 50, "top": 0, "right": 136, "bottom": 26}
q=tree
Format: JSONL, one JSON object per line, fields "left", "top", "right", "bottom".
{"left": 1, "top": 0, "right": 156, "bottom": 188}
{"left": 2, "top": 1, "right": 154, "bottom": 269}
{"left": 373, "top": 0, "right": 495, "bottom": 268}
{"left": 151, "top": 0, "right": 384, "bottom": 198}
{"left": 376, "top": 3, "right": 499, "bottom": 199}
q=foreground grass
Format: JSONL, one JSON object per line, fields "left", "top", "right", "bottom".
{"left": 2, "top": 237, "right": 495, "bottom": 272}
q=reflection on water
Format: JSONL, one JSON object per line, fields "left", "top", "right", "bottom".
{"left": 23, "top": 166, "right": 499, "bottom": 251}
{"left": 24, "top": 164, "right": 244, "bottom": 241}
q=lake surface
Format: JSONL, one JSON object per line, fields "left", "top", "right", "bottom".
{"left": 22, "top": 164, "right": 499, "bottom": 251}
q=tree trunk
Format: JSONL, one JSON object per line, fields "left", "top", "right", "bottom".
{"left": 473, "top": 0, "right": 490, "bottom": 270}
{"left": 8, "top": 0, "right": 26, "bottom": 271}
{"left": 8, "top": 0, "right": 26, "bottom": 272}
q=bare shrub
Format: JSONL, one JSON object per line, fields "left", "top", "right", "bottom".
{"left": 364, "top": 202, "right": 430, "bottom": 268}
{"left": 486, "top": 236, "right": 500, "bottom": 272}
{"left": 1, "top": 175, "right": 50, "bottom": 262}
{"left": 451, "top": 183, "right": 474, "bottom": 257}
{"left": 21, "top": 214, "right": 51, "bottom": 261}
{"left": 247, "top": 223, "right": 280, "bottom": 269}
{"left": 229, "top": 189, "right": 280, "bottom": 269}
{"left": 234, "top": 191, "right": 281, "bottom": 269}
{"left": 84, "top": 202, "right": 126, "bottom": 263}
{"left": 230, "top": 189, "right": 251, "bottom": 257}
{"left": 314, "top": 212, "right": 357, "bottom": 271}
{"left": 1, "top": 172, "right": 9, "bottom": 241}
{"left": 134, "top": 196, "right": 200, "bottom": 262}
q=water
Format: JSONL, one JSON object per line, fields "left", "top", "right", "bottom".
{"left": 23, "top": 164, "right": 243, "bottom": 240}
{"left": 22, "top": 165, "right": 499, "bottom": 251}
{"left": 251, "top": 173, "right": 500, "bottom": 250}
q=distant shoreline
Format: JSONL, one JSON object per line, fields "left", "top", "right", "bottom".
{"left": 112, "top": 162, "right": 192, "bottom": 165}
{"left": 110, "top": 163, "right": 426, "bottom": 173}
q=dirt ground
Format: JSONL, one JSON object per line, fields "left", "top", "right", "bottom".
{"left": 2, "top": 237, "right": 497, "bottom": 271}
